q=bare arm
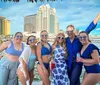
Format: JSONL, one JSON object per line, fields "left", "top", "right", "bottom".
{"left": 20, "top": 58, "right": 28, "bottom": 74}
{"left": 19, "top": 46, "right": 30, "bottom": 75}
{"left": 0, "top": 41, "right": 10, "bottom": 52}
{"left": 85, "top": 13, "right": 100, "bottom": 34}
{"left": 82, "top": 50, "right": 99, "bottom": 66}
{"left": 37, "top": 43, "right": 45, "bottom": 69}
{"left": 93, "top": 13, "right": 100, "bottom": 24}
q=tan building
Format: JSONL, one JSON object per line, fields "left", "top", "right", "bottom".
{"left": 24, "top": 4, "right": 59, "bottom": 35}
{"left": 2, "top": 19, "right": 10, "bottom": 35}
{"left": 37, "top": 4, "right": 59, "bottom": 34}
{"left": 24, "top": 14, "right": 37, "bottom": 33}
{"left": 0, "top": 16, "right": 5, "bottom": 35}
{"left": 0, "top": 16, "right": 10, "bottom": 35}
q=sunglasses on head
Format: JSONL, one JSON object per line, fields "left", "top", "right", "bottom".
{"left": 41, "top": 34, "right": 48, "bottom": 37}
{"left": 29, "top": 38, "right": 36, "bottom": 43}
{"left": 57, "top": 37, "right": 64, "bottom": 40}
{"left": 16, "top": 35, "right": 23, "bottom": 39}
{"left": 66, "top": 30, "right": 74, "bottom": 34}
{"left": 78, "top": 36, "right": 87, "bottom": 40}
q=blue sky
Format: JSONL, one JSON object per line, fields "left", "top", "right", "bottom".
{"left": 0, "top": 0, "right": 100, "bottom": 36}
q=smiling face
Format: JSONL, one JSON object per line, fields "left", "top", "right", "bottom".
{"left": 27, "top": 36, "right": 36, "bottom": 46}
{"left": 79, "top": 32, "right": 89, "bottom": 45}
{"left": 56, "top": 33, "right": 65, "bottom": 44}
{"left": 14, "top": 32, "right": 23, "bottom": 43}
{"left": 66, "top": 25, "right": 75, "bottom": 39}
{"left": 40, "top": 30, "right": 48, "bottom": 42}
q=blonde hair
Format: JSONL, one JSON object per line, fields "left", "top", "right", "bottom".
{"left": 40, "top": 30, "right": 48, "bottom": 34}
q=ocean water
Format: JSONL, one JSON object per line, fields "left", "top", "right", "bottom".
{"left": 94, "top": 43, "right": 100, "bottom": 48}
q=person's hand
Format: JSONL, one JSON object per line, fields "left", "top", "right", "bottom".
{"left": 51, "top": 59, "right": 55, "bottom": 64}
{"left": 76, "top": 57, "right": 83, "bottom": 62}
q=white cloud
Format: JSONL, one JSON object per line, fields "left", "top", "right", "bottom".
{"left": 0, "top": 0, "right": 100, "bottom": 35}
{"left": 55, "top": 0, "right": 100, "bottom": 33}
{"left": 96, "top": 28, "right": 100, "bottom": 31}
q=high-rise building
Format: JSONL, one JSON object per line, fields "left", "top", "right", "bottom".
{"left": 37, "top": 4, "right": 59, "bottom": 34}
{"left": 24, "top": 14, "right": 37, "bottom": 33}
{"left": 0, "top": 16, "right": 5, "bottom": 35}
{"left": 2, "top": 19, "right": 10, "bottom": 35}
{"left": 24, "top": 4, "right": 59, "bottom": 34}
{"left": 0, "top": 16, "right": 10, "bottom": 35}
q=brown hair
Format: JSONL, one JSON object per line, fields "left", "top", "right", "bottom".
{"left": 14, "top": 32, "right": 23, "bottom": 37}
{"left": 31, "top": 45, "right": 36, "bottom": 50}
{"left": 27, "top": 35, "right": 36, "bottom": 45}
{"left": 79, "top": 31, "right": 91, "bottom": 42}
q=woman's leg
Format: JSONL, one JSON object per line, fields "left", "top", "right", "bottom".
{"left": 81, "top": 73, "right": 100, "bottom": 85}
{"left": 37, "top": 64, "right": 50, "bottom": 85}
{"left": 83, "top": 72, "right": 87, "bottom": 81}
{"left": 0, "top": 65, "right": 9, "bottom": 85}
{"left": 42, "top": 82, "right": 45, "bottom": 85}
{"left": 7, "top": 62, "right": 20, "bottom": 85}
{"left": 29, "top": 69, "right": 34, "bottom": 85}
{"left": 17, "top": 68, "right": 26, "bottom": 85}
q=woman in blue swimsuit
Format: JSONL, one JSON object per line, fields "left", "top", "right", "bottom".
{"left": 77, "top": 31, "right": 100, "bottom": 85}
{"left": 17, "top": 35, "right": 37, "bottom": 85}
{"left": 37, "top": 30, "right": 52, "bottom": 85}
{"left": 0, "top": 32, "right": 24, "bottom": 85}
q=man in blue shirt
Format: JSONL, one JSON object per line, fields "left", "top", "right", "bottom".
{"left": 66, "top": 13, "right": 100, "bottom": 85}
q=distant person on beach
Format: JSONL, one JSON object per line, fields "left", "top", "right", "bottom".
{"left": 77, "top": 31, "right": 100, "bottom": 85}
{"left": 0, "top": 32, "right": 24, "bottom": 85}
{"left": 65, "top": 13, "right": 100, "bottom": 85}
{"left": 36, "top": 30, "right": 52, "bottom": 85}
{"left": 17, "top": 35, "right": 37, "bottom": 85}
{"left": 51, "top": 33, "right": 70, "bottom": 85}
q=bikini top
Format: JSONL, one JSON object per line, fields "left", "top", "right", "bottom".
{"left": 5, "top": 41, "right": 24, "bottom": 57}
{"left": 41, "top": 43, "right": 52, "bottom": 56}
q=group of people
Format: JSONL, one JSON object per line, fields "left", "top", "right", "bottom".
{"left": 0, "top": 13, "right": 100, "bottom": 85}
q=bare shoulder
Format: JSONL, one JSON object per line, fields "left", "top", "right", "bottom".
{"left": 37, "top": 42, "right": 42, "bottom": 49}
{"left": 2, "top": 40, "right": 11, "bottom": 46}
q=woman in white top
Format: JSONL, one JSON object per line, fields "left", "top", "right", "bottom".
{"left": 17, "top": 35, "right": 37, "bottom": 85}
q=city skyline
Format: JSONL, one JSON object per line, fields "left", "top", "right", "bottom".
{"left": 24, "top": 4, "right": 59, "bottom": 35}
{"left": 0, "top": 0, "right": 100, "bottom": 36}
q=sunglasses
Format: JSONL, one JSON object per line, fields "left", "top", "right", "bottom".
{"left": 41, "top": 34, "right": 48, "bottom": 37}
{"left": 57, "top": 37, "right": 64, "bottom": 40}
{"left": 78, "top": 36, "right": 87, "bottom": 40}
{"left": 16, "top": 35, "right": 23, "bottom": 39}
{"left": 66, "top": 30, "right": 74, "bottom": 34}
{"left": 29, "top": 38, "right": 36, "bottom": 43}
